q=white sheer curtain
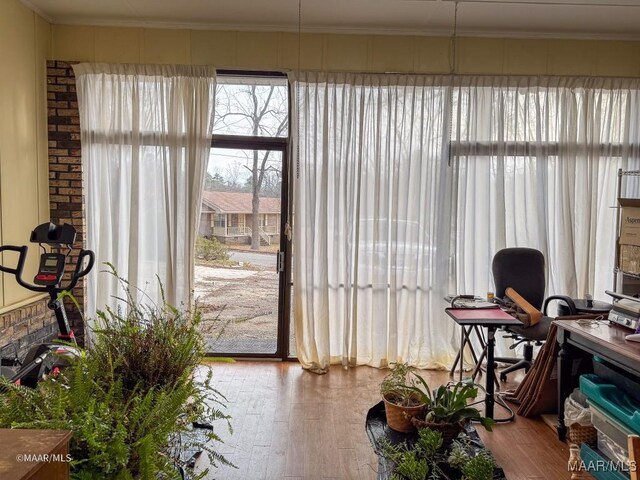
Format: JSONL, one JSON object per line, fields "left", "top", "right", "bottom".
{"left": 452, "top": 76, "right": 640, "bottom": 304}
{"left": 293, "top": 73, "right": 640, "bottom": 372}
{"left": 73, "top": 63, "right": 216, "bottom": 327}
{"left": 291, "top": 72, "right": 457, "bottom": 372}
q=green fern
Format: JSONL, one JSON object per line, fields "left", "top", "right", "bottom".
{"left": 0, "top": 271, "right": 233, "bottom": 479}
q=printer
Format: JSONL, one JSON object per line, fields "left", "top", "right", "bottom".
{"left": 606, "top": 292, "right": 640, "bottom": 330}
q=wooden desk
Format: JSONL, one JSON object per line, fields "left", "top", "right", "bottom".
{"left": 445, "top": 307, "right": 522, "bottom": 420}
{"left": 0, "top": 429, "right": 72, "bottom": 480}
{"left": 555, "top": 319, "right": 640, "bottom": 441}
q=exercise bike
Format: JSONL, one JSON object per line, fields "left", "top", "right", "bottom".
{"left": 0, "top": 222, "right": 94, "bottom": 387}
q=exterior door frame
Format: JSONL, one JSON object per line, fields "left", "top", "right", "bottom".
{"left": 205, "top": 137, "right": 292, "bottom": 360}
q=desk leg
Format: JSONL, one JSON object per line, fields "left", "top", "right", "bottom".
{"left": 471, "top": 345, "right": 486, "bottom": 381}
{"left": 450, "top": 338, "right": 462, "bottom": 378}
{"left": 485, "top": 326, "right": 496, "bottom": 420}
{"left": 468, "top": 327, "right": 480, "bottom": 367}
{"left": 451, "top": 327, "right": 479, "bottom": 381}
{"left": 459, "top": 325, "right": 465, "bottom": 382}
{"left": 557, "top": 339, "right": 572, "bottom": 441}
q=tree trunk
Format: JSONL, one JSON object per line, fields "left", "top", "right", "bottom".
{"left": 251, "top": 150, "right": 261, "bottom": 250}
{"left": 251, "top": 198, "right": 261, "bottom": 250}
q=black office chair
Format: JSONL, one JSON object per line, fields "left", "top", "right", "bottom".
{"left": 492, "top": 248, "right": 577, "bottom": 382}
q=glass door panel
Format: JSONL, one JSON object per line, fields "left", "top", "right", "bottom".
{"left": 195, "top": 148, "right": 282, "bottom": 355}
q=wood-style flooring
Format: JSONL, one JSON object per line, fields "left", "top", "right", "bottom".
{"left": 200, "top": 361, "right": 570, "bottom": 480}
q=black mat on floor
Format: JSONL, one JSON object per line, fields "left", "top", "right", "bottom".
{"left": 205, "top": 337, "right": 277, "bottom": 354}
{"left": 366, "top": 401, "right": 507, "bottom": 480}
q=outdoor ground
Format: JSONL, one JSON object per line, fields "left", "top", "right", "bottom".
{"left": 194, "top": 249, "right": 283, "bottom": 354}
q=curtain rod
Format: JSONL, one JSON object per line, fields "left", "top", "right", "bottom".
{"left": 216, "top": 69, "right": 287, "bottom": 78}
{"left": 282, "top": 70, "right": 640, "bottom": 82}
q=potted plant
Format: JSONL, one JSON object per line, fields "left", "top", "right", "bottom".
{"left": 380, "top": 427, "right": 498, "bottom": 480}
{"left": 380, "top": 363, "right": 426, "bottom": 432}
{"left": 410, "top": 379, "right": 495, "bottom": 446}
{"left": 0, "top": 274, "right": 233, "bottom": 479}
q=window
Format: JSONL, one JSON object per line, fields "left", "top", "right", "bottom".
{"left": 213, "top": 214, "right": 225, "bottom": 228}
{"left": 214, "top": 76, "right": 288, "bottom": 138}
{"left": 449, "top": 78, "right": 640, "bottom": 299}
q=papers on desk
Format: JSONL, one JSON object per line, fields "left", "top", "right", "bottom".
{"left": 458, "top": 301, "right": 500, "bottom": 309}
{"left": 444, "top": 295, "right": 500, "bottom": 309}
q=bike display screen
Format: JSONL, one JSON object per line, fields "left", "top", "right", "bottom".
{"left": 44, "top": 258, "right": 59, "bottom": 268}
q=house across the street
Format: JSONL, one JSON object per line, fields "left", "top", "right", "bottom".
{"left": 200, "top": 191, "right": 281, "bottom": 246}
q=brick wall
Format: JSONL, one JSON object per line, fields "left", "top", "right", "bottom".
{"left": 0, "top": 298, "right": 57, "bottom": 360}
{"left": 46, "top": 60, "right": 86, "bottom": 341}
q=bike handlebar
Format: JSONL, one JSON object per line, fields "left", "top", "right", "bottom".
{"left": 0, "top": 245, "right": 47, "bottom": 292}
{"left": 0, "top": 245, "right": 94, "bottom": 293}
{"left": 0, "top": 246, "right": 28, "bottom": 277}
{"left": 67, "top": 249, "right": 95, "bottom": 291}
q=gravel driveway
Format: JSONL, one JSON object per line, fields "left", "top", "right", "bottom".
{"left": 194, "top": 263, "right": 280, "bottom": 354}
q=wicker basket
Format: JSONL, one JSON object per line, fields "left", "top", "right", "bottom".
{"left": 568, "top": 423, "right": 597, "bottom": 446}
{"left": 411, "top": 417, "right": 464, "bottom": 446}
{"left": 382, "top": 396, "right": 425, "bottom": 433}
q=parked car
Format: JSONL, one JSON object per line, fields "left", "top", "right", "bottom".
{"left": 331, "top": 218, "right": 436, "bottom": 286}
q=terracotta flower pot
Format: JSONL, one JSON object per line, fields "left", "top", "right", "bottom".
{"left": 382, "top": 395, "right": 425, "bottom": 433}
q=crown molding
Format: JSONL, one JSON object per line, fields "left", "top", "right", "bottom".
{"left": 18, "top": 0, "right": 54, "bottom": 23}
{"left": 44, "top": 17, "right": 640, "bottom": 42}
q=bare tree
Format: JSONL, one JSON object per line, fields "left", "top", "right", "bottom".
{"left": 215, "top": 83, "right": 287, "bottom": 250}
{"left": 224, "top": 162, "right": 246, "bottom": 191}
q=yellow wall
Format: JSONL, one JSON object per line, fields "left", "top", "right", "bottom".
{"left": 51, "top": 25, "right": 640, "bottom": 77}
{"left": 0, "top": 0, "right": 51, "bottom": 309}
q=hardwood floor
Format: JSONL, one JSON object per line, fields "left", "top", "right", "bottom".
{"left": 199, "top": 361, "right": 570, "bottom": 480}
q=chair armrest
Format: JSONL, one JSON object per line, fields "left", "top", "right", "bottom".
{"left": 543, "top": 295, "right": 577, "bottom": 315}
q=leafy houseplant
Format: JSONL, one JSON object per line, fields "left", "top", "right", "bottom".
{"left": 380, "top": 363, "right": 426, "bottom": 432}
{"left": 0, "top": 274, "right": 232, "bottom": 479}
{"left": 381, "top": 428, "right": 497, "bottom": 480}
{"left": 410, "top": 379, "right": 495, "bottom": 446}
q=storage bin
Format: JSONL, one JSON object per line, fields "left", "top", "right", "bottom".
{"left": 580, "top": 374, "right": 640, "bottom": 433}
{"left": 593, "top": 357, "right": 640, "bottom": 402}
{"left": 598, "top": 431, "right": 628, "bottom": 465}
{"left": 591, "top": 403, "right": 635, "bottom": 457}
{"left": 580, "top": 443, "right": 630, "bottom": 480}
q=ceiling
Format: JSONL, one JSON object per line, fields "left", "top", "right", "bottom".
{"left": 20, "top": 0, "right": 640, "bottom": 40}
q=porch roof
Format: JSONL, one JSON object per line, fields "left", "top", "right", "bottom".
{"left": 202, "top": 191, "right": 281, "bottom": 214}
